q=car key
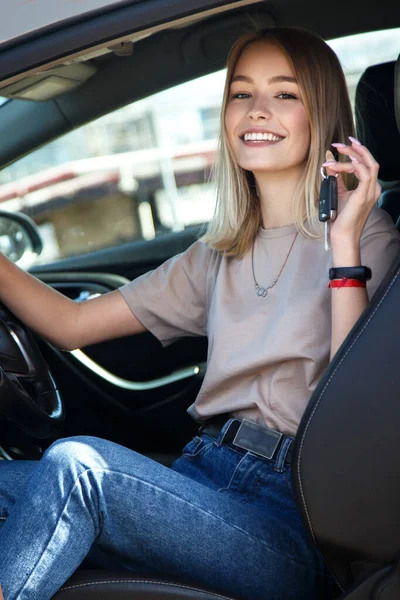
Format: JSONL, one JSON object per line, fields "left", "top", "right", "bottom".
{"left": 319, "top": 170, "right": 338, "bottom": 251}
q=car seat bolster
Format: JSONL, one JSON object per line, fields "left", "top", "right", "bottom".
{"left": 339, "top": 566, "right": 391, "bottom": 599}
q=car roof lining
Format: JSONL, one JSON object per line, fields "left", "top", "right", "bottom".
{"left": 0, "top": 0, "right": 398, "bottom": 88}
{"left": 0, "top": 2, "right": 275, "bottom": 169}
{"left": 0, "top": 0, "right": 263, "bottom": 90}
{"left": 0, "top": 0, "right": 265, "bottom": 87}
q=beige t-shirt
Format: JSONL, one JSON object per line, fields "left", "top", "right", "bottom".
{"left": 120, "top": 207, "right": 400, "bottom": 435}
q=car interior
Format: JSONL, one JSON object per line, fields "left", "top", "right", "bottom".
{"left": 0, "top": 0, "right": 399, "bottom": 598}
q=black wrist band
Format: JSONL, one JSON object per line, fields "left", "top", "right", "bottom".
{"left": 329, "top": 266, "right": 372, "bottom": 282}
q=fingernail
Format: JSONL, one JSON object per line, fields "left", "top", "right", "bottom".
{"left": 331, "top": 142, "right": 346, "bottom": 147}
{"left": 322, "top": 161, "right": 337, "bottom": 166}
{"left": 349, "top": 136, "right": 362, "bottom": 146}
{"left": 349, "top": 154, "right": 359, "bottom": 163}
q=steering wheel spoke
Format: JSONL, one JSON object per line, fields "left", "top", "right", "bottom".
{"left": 0, "top": 305, "right": 64, "bottom": 438}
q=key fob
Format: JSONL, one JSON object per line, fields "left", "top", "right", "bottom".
{"left": 319, "top": 175, "right": 338, "bottom": 222}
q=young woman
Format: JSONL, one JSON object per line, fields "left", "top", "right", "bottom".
{"left": 0, "top": 27, "right": 398, "bottom": 600}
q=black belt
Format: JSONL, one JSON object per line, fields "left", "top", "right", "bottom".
{"left": 199, "top": 418, "right": 293, "bottom": 464}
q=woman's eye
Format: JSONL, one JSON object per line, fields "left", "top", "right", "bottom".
{"left": 276, "top": 92, "right": 297, "bottom": 100}
{"left": 231, "top": 92, "right": 250, "bottom": 100}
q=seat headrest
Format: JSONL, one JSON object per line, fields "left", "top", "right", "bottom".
{"left": 355, "top": 56, "right": 400, "bottom": 182}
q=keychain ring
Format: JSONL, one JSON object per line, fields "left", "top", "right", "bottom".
{"left": 320, "top": 166, "right": 339, "bottom": 179}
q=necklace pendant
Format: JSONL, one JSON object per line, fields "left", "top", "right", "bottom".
{"left": 251, "top": 231, "right": 298, "bottom": 300}
{"left": 256, "top": 286, "right": 268, "bottom": 298}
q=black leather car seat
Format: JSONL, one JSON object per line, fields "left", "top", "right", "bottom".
{"left": 292, "top": 245, "right": 400, "bottom": 600}
{"left": 53, "top": 571, "right": 238, "bottom": 599}
{"left": 355, "top": 56, "right": 400, "bottom": 226}
{"left": 291, "top": 55, "right": 400, "bottom": 600}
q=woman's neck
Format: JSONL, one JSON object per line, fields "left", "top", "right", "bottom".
{"left": 255, "top": 168, "right": 303, "bottom": 229}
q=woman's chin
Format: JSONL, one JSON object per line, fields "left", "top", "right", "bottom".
{"left": 238, "top": 160, "right": 306, "bottom": 178}
{"left": 239, "top": 162, "right": 283, "bottom": 175}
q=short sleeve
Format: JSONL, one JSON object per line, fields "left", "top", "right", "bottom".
{"left": 361, "top": 207, "right": 400, "bottom": 299}
{"left": 119, "top": 240, "right": 215, "bottom": 346}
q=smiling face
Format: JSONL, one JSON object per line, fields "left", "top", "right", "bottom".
{"left": 225, "top": 41, "right": 311, "bottom": 180}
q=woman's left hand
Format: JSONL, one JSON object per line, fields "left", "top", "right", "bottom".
{"left": 321, "top": 136, "right": 381, "bottom": 248}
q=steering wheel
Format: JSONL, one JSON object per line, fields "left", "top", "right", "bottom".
{"left": 0, "top": 304, "right": 64, "bottom": 438}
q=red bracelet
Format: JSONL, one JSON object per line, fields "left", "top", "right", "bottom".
{"left": 328, "top": 278, "right": 366, "bottom": 289}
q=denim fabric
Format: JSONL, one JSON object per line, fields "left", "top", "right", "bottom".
{"left": 0, "top": 424, "right": 336, "bottom": 600}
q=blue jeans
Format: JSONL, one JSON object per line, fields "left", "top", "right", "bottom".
{"left": 0, "top": 420, "right": 336, "bottom": 600}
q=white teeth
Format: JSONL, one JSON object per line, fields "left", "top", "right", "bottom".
{"left": 243, "top": 132, "right": 282, "bottom": 142}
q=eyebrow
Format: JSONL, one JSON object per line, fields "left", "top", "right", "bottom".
{"left": 231, "top": 75, "right": 297, "bottom": 85}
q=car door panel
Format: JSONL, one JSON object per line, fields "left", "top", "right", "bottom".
{"left": 31, "top": 224, "right": 203, "bottom": 275}
{"left": 29, "top": 226, "right": 206, "bottom": 452}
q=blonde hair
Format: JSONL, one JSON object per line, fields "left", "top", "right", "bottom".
{"left": 202, "top": 27, "right": 356, "bottom": 258}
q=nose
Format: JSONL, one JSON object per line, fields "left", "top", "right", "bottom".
{"left": 247, "top": 96, "right": 272, "bottom": 120}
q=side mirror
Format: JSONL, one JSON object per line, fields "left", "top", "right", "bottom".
{"left": 0, "top": 210, "right": 42, "bottom": 268}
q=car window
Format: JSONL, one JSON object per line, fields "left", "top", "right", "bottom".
{"left": 328, "top": 28, "right": 400, "bottom": 106}
{"left": 0, "top": 28, "right": 398, "bottom": 266}
{"left": 0, "top": 70, "right": 225, "bottom": 264}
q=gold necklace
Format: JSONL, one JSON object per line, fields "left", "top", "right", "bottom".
{"left": 251, "top": 231, "right": 298, "bottom": 297}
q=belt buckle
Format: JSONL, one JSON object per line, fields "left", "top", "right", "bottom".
{"left": 232, "top": 419, "right": 282, "bottom": 460}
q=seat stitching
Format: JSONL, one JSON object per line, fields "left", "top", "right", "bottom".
{"left": 295, "top": 265, "right": 400, "bottom": 589}
{"left": 57, "top": 578, "right": 235, "bottom": 599}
